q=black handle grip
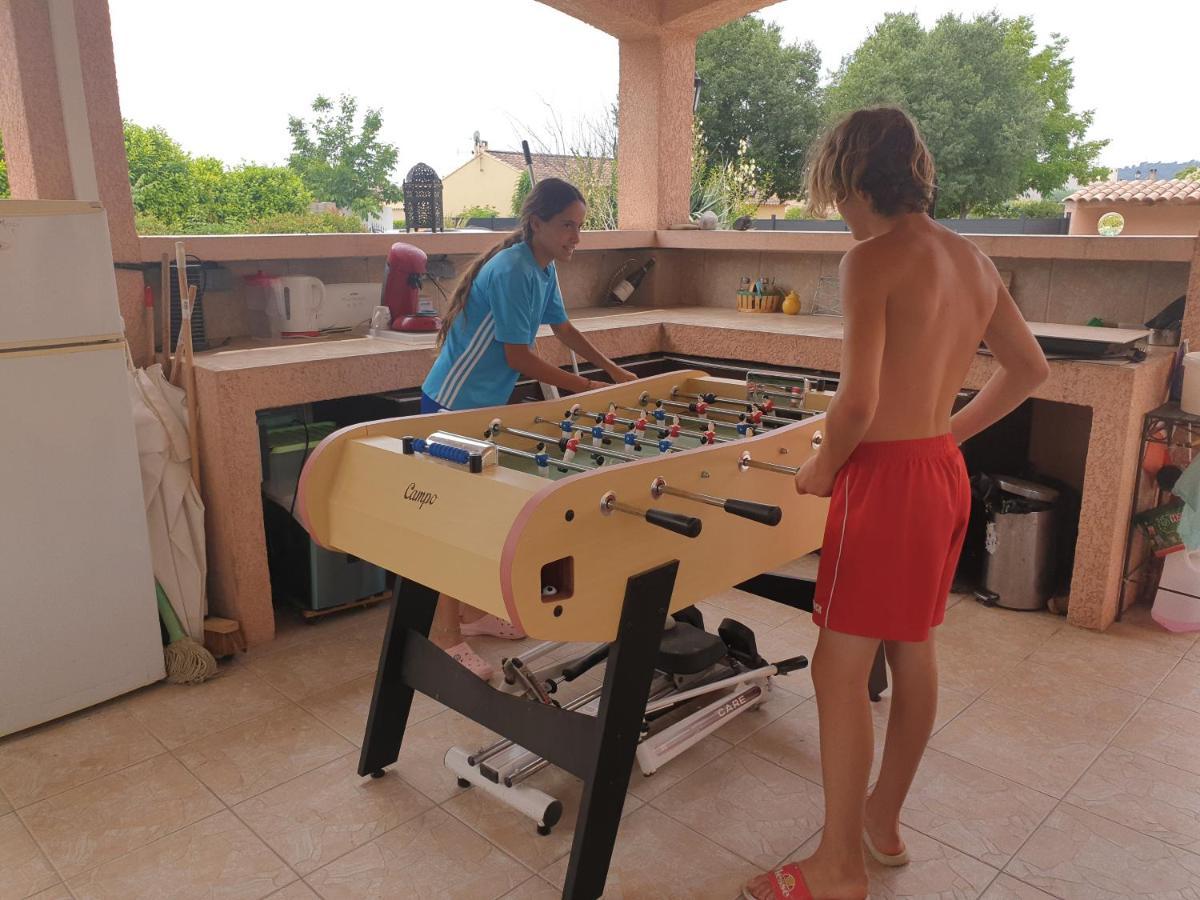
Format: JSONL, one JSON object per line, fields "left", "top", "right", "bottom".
{"left": 645, "top": 508, "right": 702, "bottom": 538}
{"left": 561, "top": 644, "right": 610, "bottom": 681}
{"left": 723, "top": 498, "right": 782, "bottom": 526}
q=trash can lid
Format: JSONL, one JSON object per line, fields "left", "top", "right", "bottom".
{"left": 996, "top": 476, "right": 1059, "bottom": 503}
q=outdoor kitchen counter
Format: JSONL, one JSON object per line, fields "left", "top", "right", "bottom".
{"left": 191, "top": 306, "right": 1172, "bottom": 645}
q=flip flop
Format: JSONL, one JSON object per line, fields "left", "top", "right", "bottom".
{"left": 460, "top": 613, "right": 526, "bottom": 640}
{"left": 742, "top": 862, "right": 813, "bottom": 900}
{"left": 863, "top": 829, "right": 909, "bottom": 866}
{"left": 444, "top": 642, "right": 495, "bottom": 680}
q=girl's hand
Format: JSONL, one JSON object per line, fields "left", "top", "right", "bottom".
{"left": 794, "top": 454, "right": 837, "bottom": 497}
{"left": 609, "top": 366, "right": 638, "bottom": 383}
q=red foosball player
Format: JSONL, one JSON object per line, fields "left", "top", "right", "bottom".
{"left": 761, "top": 398, "right": 775, "bottom": 413}
{"left": 667, "top": 416, "right": 682, "bottom": 439}
{"left": 563, "top": 436, "right": 579, "bottom": 464}
{"left": 749, "top": 407, "right": 765, "bottom": 426}
{"left": 604, "top": 403, "right": 617, "bottom": 427}
{"left": 789, "top": 386, "right": 802, "bottom": 408}
{"left": 702, "top": 421, "right": 716, "bottom": 444}
{"left": 634, "top": 414, "right": 648, "bottom": 436}
{"left": 694, "top": 400, "right": 709, "bottom": 416}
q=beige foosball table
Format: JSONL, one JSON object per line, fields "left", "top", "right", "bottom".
{"left": 296, "top": 369, "right": 842, "bottom": 899}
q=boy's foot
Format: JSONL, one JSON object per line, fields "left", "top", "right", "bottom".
{"left": 443, "top": 641, "right": 494, "bottom": 680}
{"left": 742, "top": 858, "right": 867, "bottom": 899}
{"left": 864, "top": 795, "right": 907, "bottom": 863}
{"left": 460, "top": 613, "right": 526, "bottom": 640}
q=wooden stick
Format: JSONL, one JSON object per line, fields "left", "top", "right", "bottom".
{"left": 160, "top": 252, "right": 171, "bottom": 371}
{"left": 143, "top": 284, "right": 155, "bottom": 365}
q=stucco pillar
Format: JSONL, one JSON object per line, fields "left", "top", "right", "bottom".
{"left": 617, "top": 31, "right": 695, "bottom": 230}
{"left": 1182, "top": 231, "right": 1200, "bottom": 347}
{"left": 0, "top": 0, "right": 146, "bottom": 363}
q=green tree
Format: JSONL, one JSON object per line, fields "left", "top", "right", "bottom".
{"left": 0, "top": 130, "right": 9, "bottom": 198}
{"left": 1008, "top": 20, "right": 1109, "bottom": 195}
{"left": 695, "top": 17, "right": 823, "bottom": 199}
{"left": 827, "top": 12, "right": 1043, "bottom": 217}
{"left": 124, "top": 122, "right": 195, "bottom": 225}
{"left": 287, "top": 94, "right": 401, "bottom": 218}
{"left": 1179, "top": 166, "right": 1200, "bottom": 181}
{"left": 511, "top": 170, "right": 531, "bottom": 215}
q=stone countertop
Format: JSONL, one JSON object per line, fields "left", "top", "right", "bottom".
{"left": 190, "top": 305, "right": 1173, "bottom": 645}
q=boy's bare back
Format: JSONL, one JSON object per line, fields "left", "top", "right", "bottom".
{"left": 839, "top": 215, "right": 1032, "bottom": 443}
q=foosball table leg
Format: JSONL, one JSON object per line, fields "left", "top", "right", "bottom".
{"left": 563, "top": 561, "right": 678, "bottom": 900}
{"left": 357, "top": 577, "right": 439, "bottom": 779}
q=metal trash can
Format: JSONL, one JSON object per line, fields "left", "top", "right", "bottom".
{"left": 981, "top": 476, "right": 1059, "bottom": 611}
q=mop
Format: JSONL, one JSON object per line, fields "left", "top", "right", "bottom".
{"left": 157, "top": 581, "right": 216, "bottom": 683}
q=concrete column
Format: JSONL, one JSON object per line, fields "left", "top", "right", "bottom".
{"left": 0, "top": 0, "right": 147, "bottom": 363}
{"left": 1181, "top": 232, "right": 1200, "bottom": 347}
{"left": 617, "top": 31, "right": 695, "bottom": 230}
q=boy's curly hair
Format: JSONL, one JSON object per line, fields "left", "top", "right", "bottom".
{"left": 806, "top": 106, "right": 936, "bottom": 218}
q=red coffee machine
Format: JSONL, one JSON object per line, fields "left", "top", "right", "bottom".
{"left": 380, "top": 242, "right": 441, "bottom": 332}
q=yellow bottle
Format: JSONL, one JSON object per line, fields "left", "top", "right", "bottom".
{"left": 782, "top": 290, "right": 801, "bottom": 315}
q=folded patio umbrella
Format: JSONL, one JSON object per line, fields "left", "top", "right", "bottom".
{"left": 128, "top": 363, "right": 207, "bottom": 640}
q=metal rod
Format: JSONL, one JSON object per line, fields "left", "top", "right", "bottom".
{"left": 655, "top": 482, "right": 726, "bottom": 509}
{"left": 672, "top": 388, "right": 756, "bottom": 409}
{"left": 532, "top": 417, "right": 648, "bottom": 458}
{"left": 740, "top": 455, "right": 799, "bottom": 476}
{"left": 495, "top": 443, "right": 590, "bottom": 473}
{"left": 612, "top": 405, "right": 731, "bottom": 441}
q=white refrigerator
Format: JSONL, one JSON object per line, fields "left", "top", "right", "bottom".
{"left": 0, "top": 200, "right": 165, "bottom": 736}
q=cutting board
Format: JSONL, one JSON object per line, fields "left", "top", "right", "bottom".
{"left": 1026, "top": 322, "right": 1150, "bottom": 358}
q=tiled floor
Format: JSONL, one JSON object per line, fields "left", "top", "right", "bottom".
{"left": 2, "top": 578, "right": 1199, "bottom": 899}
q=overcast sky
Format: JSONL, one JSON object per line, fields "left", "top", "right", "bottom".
{"left": 109, "top": 0, "right": 1198, "bottom": 182}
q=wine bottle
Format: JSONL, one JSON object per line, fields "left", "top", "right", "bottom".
{"left": 608, "top": 257, "right": 656, "bottom": 304}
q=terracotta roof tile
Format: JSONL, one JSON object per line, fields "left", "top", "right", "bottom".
{"left": 1066, "top": 178, "right": 1200, "bottom": 204}
{"left": 487, "top": 150, "right": 614, "bottom": 185}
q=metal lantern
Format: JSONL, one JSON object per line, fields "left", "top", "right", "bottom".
{"left": 403, "top": 163, "right": 444, "bottom": 233}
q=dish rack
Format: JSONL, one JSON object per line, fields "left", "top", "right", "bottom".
{"left": 736, "top": 291, "right": 782, "bottom": 313}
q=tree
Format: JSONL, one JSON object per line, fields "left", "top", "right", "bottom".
{"left": 1008, "top": 20, "right": 1109, "bottom": 195}
{"left": 287, "top": 94, "right": 400, "bottom": 218}
{"left": 1179, "top": 166, "right": 1200, "bottom": 181}
{"left": 827, "top": 12, "right": 1043, "bottom": 217}
{"left": 0, "top": 130, "right": 9, "bottom": 198}
{"left": 695, "top": 17, "right": 823, "bottom": 199}
{"left": 511, "top": 170, "right": 531, "bottom": 215}
{"left": 124, "top": 122, "right": 195, "bottom": 225}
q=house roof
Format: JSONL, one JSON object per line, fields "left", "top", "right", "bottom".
{"left": 1066, "top": 178, "right": 1200, "bottom": 204}
{"left": 486, "top": 149, "right": 614, "bottom": 185}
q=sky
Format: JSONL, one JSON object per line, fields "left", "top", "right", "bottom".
{"left": 108, "top": 0, "right": 1198, "bottom": 182}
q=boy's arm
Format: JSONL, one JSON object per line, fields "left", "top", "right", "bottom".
{"left": 804, "top": 247, "right": 888, "bottom": 485}
{"left": 550, "top": 321, "right": 638, "bottom": 382}
{"left": 950, "top": 283, "right": 1049, "bottom": 444}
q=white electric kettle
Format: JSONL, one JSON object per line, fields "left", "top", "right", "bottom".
{"left": 270, "top": 276, "right": 325, "bottom": 338}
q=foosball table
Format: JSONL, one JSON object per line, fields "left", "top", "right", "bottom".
{"left": 296, "top": 369, "right": 836, "bottom": 898}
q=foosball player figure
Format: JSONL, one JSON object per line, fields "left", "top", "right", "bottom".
{"left": 590, "top": 423, "right": 605, "bottom": 447}
{"left": 604, "top": 403, "right": 617, "bottom": 428}
{"left": 534, "top": 443, "right": 551, "bottom": 477}
{"left": 736, "top": 414, "right": 755, "bottom": 438}
{"left": 624, "top": 426, "right": 640, "bottom": 451}
{"left": 563, "top": 436, "right": 579, "bottom": 464}
{"left": 702, "top": 421, "right": 717, "bottom": 445}
{"left": 668, "top": 416, "right": 682, "bottom": 440}
{"left": 652, "top": 401, "right": 667, "bottom": 424}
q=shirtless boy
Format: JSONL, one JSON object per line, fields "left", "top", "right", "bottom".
{"left": 744, "top": 107, "right": 1049, "bottom": 899}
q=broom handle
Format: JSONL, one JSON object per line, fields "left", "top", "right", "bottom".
{"left": 155, "top": 582, "right": 187, "bottom": 643}
{"left": 184, "top": 285, "right": 200, "bottom": 488}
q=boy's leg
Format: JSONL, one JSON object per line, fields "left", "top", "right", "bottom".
{"left": 428, "top": 594, "right": 461, "bottom": 649}
{"left": 745, "top": 627, "right": 878, "bottom": 900}
{"left": 866, "top": 636, "right": 939, "bottom": 854}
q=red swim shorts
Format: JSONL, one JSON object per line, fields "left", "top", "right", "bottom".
{"left": 812, "top": 434, "right": 970, "bottom": 642}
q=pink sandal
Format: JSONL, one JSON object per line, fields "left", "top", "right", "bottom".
{"left": 444, "top": 642, "right": 494, "bottom": 680}
{"left": 742, "top": 863, "right": 813, "bottom": 900}
{"left": 460, "top": 613, "right": 526, "bottom": 640}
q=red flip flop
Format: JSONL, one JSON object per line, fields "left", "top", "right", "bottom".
{"left": 742, "top": 863, "right": 813, "bottom": 900}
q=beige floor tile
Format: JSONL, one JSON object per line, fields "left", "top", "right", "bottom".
{"left": 1067, "top": 746, "right": 1200, "bottom": 855}
{"left": 247, "top": 629, "right": 383, "bottom": 701}
{"left": 174, "top": 706, "right": 353, "bottom": 805}
{"left": 980, "top": 661, "right": 1143, "bottom": 743}
{"left": 123, "top": 663, "right": 288, "bottom": 749}
{"left": 770, "top": 555, "right": 820, "bottom": 581}
{"left": 1152, "top": 658, "right": 1200, "bottom": 715}
{"left": 67, "top": 810, "right": 294, "bottom": 900}
{"left": 443, "top": 763, "right": 642, "bottom": 873}
{"left": 1026, "top": 628, "right": 1179, "bottom": 696}
{"left": 1114, "top": 700, "right": 1200, "bottom": 778}
{"left": 1188, "top": 641, "right": 1200, "bottom": 664}
{"left": 626, "top": 734, "right": 731, "bottom": 802}
{"left": 297, "top": 674, "right": 443, "bottom": 748}
{"left": 20, "top": 753, "right": 222, "bottom": 879}
{"left": 933, "top": 636, "right": 1025, "bottom": 701}
{"left": 542, "top": 805, "right": 757, "bottom": 899}
{"left": 741, "top": 699, "right": 884, "bottom": 786}
{"left": 305, "top": 807, "right": 528, "bottom": 900}
{"left": 652, "top": 748, "right": 824, "bottom": 869}
{"left": 0, "top": 813, "right": 58, "bottom": 900}
{"left": 1006, "top": 803, "right": 1200, "bottom": 899}
{"left": 703, "top": 587, "right": 803, "bottom": 628}
{"left": 792, "top": 825, "right": 1000, "bottom": 899}
{"left": 26, "top": 886, "right": 73, "bottom": 900}
{"left": 1107, "top": 603, "right": 1200, "bottom": 658}
{"left": 940, "top": 601, "right": 1064, "bottom": 653}
{"left": 234, "top": 752, "right": 433, "bottom": 875}
{"left": 980, "top": 873, "right": 1058, "bottom": 898}
{"left": 874, "top": 685, "right": 974, "bottom": 737}
{"left": 500, "top": 876, "right": 561, "bottom": 899}
{"left": 0, "top": 707, "right": 163, "bottom": 808}
{"left": 389, "top": 709, "right": 501, "bottom": 803}
{"left": 899, "top": 749, "right": 1057, "bottom": 869}
{"left": 0, "top": 792, "right": 10, "bottom": 817}
{"left": 266, "top": 883, "right": 321, "bottom": 900}
{"left": 931, "top": 700, "right": 1105, "bottom": 798}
